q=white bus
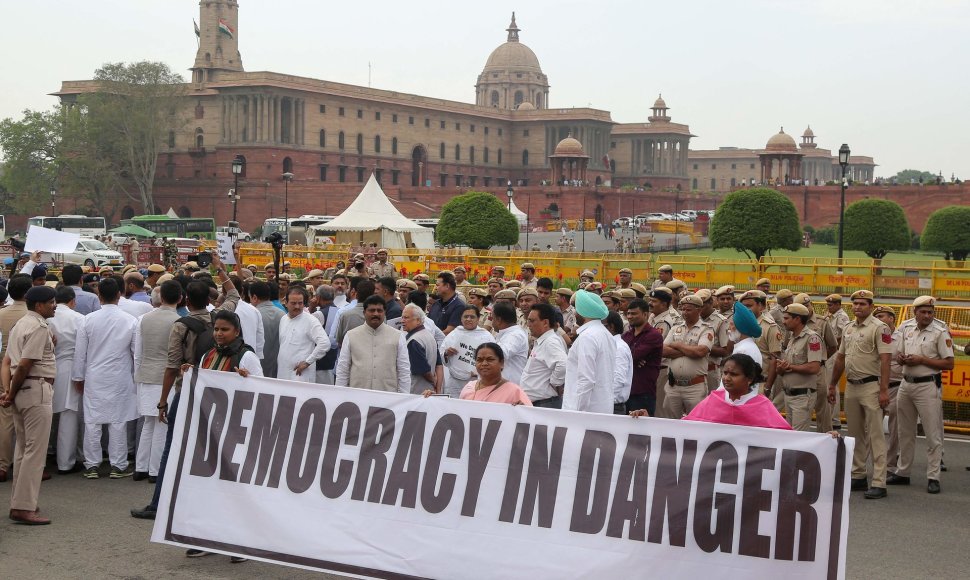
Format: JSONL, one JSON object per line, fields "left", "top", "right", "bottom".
{"left": 0, "top": 215, "right": 5, "bottom": 240}
{"left": 289, "top": 215, "right": 336, "bottom": 246}
{"left": 28, "top": 215, "right": 107, "bottom": 237}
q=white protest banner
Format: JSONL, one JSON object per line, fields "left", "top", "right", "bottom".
{"left": 215, "top": 234, "right": 236, "bottom": 264}
{"left": 24, "top": 225, "right": 81, "bottom": 254}
{"left": 154, "top": 370, "right": 853, "bottom": 580}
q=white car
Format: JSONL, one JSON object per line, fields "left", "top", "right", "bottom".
{"left": 63, "top": 238, "right": 126, "bottom": 269}
{"left": 216, "top": 226, "right": 252, "bottom": 241}
{"left": 643, "top": 213, "right": 670, "bottom": 222}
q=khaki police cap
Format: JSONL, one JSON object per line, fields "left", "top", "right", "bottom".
{"left": 556, "top": 287, "right": 574, "bottom": 297}
{"left": 872, "top": 305, "right": 896, "bottom": 318}
{"left": 283, "top": 261, "right": 292, "bottom": 267}
{"left": 580, "top": 270, "right": 595, "bottom": 278}
{"left": 264, "top": 262, "right": 276, "bottom": 270}
{"left": 520, "top": 262, "right": 535, "bottom": 271}
{"left": 618, "top": 288, "right": 637, "bottom": 299}
{"left": 491, "top": 265, "right": 506, "bottom": 273}
{"left": 658, "top": 264, "right": 673, "bottom": 273}
{"left": 184, "top": 262, "right": 201, "bottom": 271}
{"left": 694, "top": 288, "right": 713, "bottom": 302}
{"left": 665, "top": 279, "right": 686, "bottom": 291}
{"left": 98, "top": 266, "right": 114, "bottom": 276}
{"left": 630, "top": 282, "right": 647, "bottom": 295}
{"left": 147, "top": 264, "right": 166, "bottom": 274}
{"left": 468, "top": 287, "right": 488, "bottom": 298}
{"left": 913, "top": 295, "right": 936, "bottom": 308}
{"left": 774, "top": 289, "right": 794, "bottom": 300}
{"left": 587, "top": 282, "right": 603, "bottom": 291}
{"left": 156, "top": 273, "right": 175, "bottom": 284}
{"left": 494, "top": 289, "right": 518, "bottom": 300}
{"left": 277, "top": 273, "right": 291, "bottom": 281}
{"left": 413, "top": 273, "right": 430, "bottom": 282}
{"left": 850, "top": 289, "right": 874, "bottom": 301}
{"left": 783, "top": 303, "right": 811, "bottom": 316}
{"left": 377, "top": 248, "right": 388, "bottom": 254}
{"left": 518, "top": 287, "right": 539, "bottom": 298}
{"left": 505, "top": 280, "right": 522, "bottom": 288}
{"left": 756, "top": 278, "right": 771, "bottom": 286}
{"left": 399, "top": 279, "right": 418, "bottom": 291}
{"left": 486, "top": 277, "right": 505, "bottom": 287}
{"left": 453, "top": 265, "right": 466, "bottom": 273}
{"left": 739, "top": 289, "right": 767, "bottom": 301}
{"left": 714, "top": 285, "right": 735, "bottom": 297}
{"left": 120, "top": 264, "right": 137, "bottom": 274}
{"left": 353, "top": 253, "right": 364, "bottom": 259}
{"left": 679, "top": 294, "right": 704, "bottom": 307}
{"left": 304, "top": 269, "right": 325, "bottom": 280}
{"left": 825, "top": 294, "right": 843, "bottom": 302}
{"left": 618, "top": 267, "right": 633, "bottom": 275}
{"left": 793, "top": 293, "right": 813, "bottom": 306}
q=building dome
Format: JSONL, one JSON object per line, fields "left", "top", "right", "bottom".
{"left": 483, "top": 42, "right": 543, "bottom": 74}
{"left": 475, "top": 13, "right": 550, "bottom": 110}
{"left": 516, "top": 101, "right": 536, "bottom": 111}
{"left": 653, "top": 95, "right": 667, "bottom": 109}
{"left": 554, "top": 133, "right": 585, "bottom": 156}
{"left": 803, "top": 125, "right": 814, "bottom": 138}
{"left": 765, "top": 127, "right": 797, "bottom": 152}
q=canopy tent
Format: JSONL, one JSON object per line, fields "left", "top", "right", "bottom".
{"left": 309, "top": 174, "right": 435, "bottom": 248}
{"left": 508, "top": 199, "right": 528, "bottom": 226}
{"left": 109, "top": 224, "right": 157, "bottom": 238}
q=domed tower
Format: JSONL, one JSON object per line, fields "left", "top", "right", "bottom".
{"left": 759, "top": 127, "right": 803, "bottom": 184}
{"left": 649, "top": 94, "right": 670, "bottom": 122}
{"left": 475, "top": 13, "right": 550, "bottom": 110}
{"left": 800, "top": 125, "right": 817, "bottom": 149}
{"left": 191, "top": 0, "right": 244, "bottom": 84}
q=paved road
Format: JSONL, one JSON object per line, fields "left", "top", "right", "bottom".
{"left": 2, "top": 435, "right": 968, "bottom": 578}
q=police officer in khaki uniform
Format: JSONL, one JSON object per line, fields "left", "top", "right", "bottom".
{"left": 793, "top": 293, "right": 840, "bottom": 433}
{"left": 823, "top": 293, "right": 851, "bottom": 428}
{"left": 775, "top": 303, "right": 825, "bottom": 431}
{"left": 872, "top": 306, "right": 904, "bottom": 474}
{"left": 579, "top": 270, "right": 595, "bottom": 284}
{"left": 662, "top": 294, "right": 714, "bottom": 417}
{"left": 647, "top": 287, "right": 679, "bottom": 417}
{"left": 828, "top": 289, "right": 893, "bottom": 499}
{"left": 616, "top": 267, "right": 633, "bottom": 290}
{"left": 650, "top": 264, "right": 682, "bottom": 291}
{"left": 714, "top": 285, "right": 735, "bottom": 320}
{"left": 697, "top": 289, "right": 731, "bottom": 392}
{"left": 755, "top": 277, "right": 771, "bottom": 295}
{"left": 664, "top": 279, "right": 687, "bottom": 305}
{"left": 739, "top": 290, "right": 784, "bottom": 403}
{"left": 0, "top": 285, "right": 58, "bottom": 525}
{"left": 888, "top": 296, "right": 954, "bottom": 494}
{"left": 769, "top": 288, "right": 795, "bottom": 347}
{"left": 367, "top": 249, "right": 397, "bottom": 279}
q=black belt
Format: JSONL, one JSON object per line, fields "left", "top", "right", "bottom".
{"left": 889, "top": 381, "right": 901, "bottom": 389}
{"left": 904, "top": 375, "right": 938, "bottom": 384}
{"left": 847, "top": 375, "right": 879, "bottom": 385}
{"left": 784, "top": 388, "right": 813, "bottom": 396}
{"left": 533, "top": 395, "right": 562, "bottom": 406}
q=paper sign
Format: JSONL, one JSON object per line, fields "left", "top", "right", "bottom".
{"left": 215, "top": 234, "right": 236, "bottom": 264}
{"left": 24, "top": 225, "right": 81, "bottom": 254}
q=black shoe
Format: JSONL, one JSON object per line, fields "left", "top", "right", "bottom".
{"left": 927, "top": 479, "right": 941, "bottom": 494}
{"left": 940, "top": 461, "right": 947, "bottom": 472}
{"left": 864, "top": 487, "right": 887, "bottom": 499}
{"left": 110, "top": 466, "right": 134, "bottom": 479}
{"left": 132, "top": 471, "right": 148, "bottom": 481}
{"left": 82, "top": 466, "right": 100, "bottom": 479}
{"left": 130, "top": 505, "right": 157, "bottom": 520}
{"left": 230, "top": 556, "right": 248, "bottom": 563}
{"left": 850, "top": 478, "right": 868, "bottom": 491}
{"left": 886, "top": 473, "right": 911, "bottom": 485}
{"left": 186, "top": 549, "right": 213, "bottom": 558}
{"left": 148, "top": 475, "right": 157, "bottom": 484}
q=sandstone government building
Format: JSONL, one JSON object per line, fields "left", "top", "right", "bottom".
{"left": 52, "top": 1, "right": 894, "bottom": 231}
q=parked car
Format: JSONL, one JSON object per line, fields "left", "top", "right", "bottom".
{"left": 643, "top": 213, "right": 670, "bottom": 222}
{"left": 62, "top": 238, "right": 126, "bottom": 270}
{"left": 216, "top": 226, "right": 253, "bottom": 241}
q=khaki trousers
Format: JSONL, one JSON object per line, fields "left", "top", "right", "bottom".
{"left": 654, "top": 369, "right": 670, "bottom": 418}
{"left": 896, "top": 379, "right": 943, "bottom": 480}
{"left": 0, "top": 403, "right": 15, "bottom": 470}
{"left": 10, "top": 380, "right": 53, "bottom": 512}
{"left": 814, "top": 361, "right": 833, "bottom": 433}
{"left": 785, "top": 391, "right": 817, "bottom": 432}
{"left": 770, "top": 378, "right": 787, "bottom": 413}
{"left": 827, "top": 357, "right": 842, "bottom": 426}
{"left": 886, "top": 384, "right": 899, "bottom": 473}
{"left": 844, "top": 380, "right": 888, "bottom": 488}
{"left": 706, "top": 366, "right": 720, "bottom": 393}
{"left": 663, "top": 381, "right": 707, "bottom": 419}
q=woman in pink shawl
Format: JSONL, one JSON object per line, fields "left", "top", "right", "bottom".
{"left": 423, "top": 343, "right": 532, "bottom": 406}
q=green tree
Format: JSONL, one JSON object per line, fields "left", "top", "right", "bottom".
{"left": 893, "top": 169, "right": 936, "bottom": 184}
{"left": 436, "top": 191, "right": 519, "bottom": 249}
{"left": 82, "top": 61, "right": 188, "bottom": 213}
{"left": 921, "top": 205, "right": 970, "bottom": 261}
{"left": 709, "top": 187, "right": 801, "bottom": 260}
{"left": 842, "top": 198, "right": 910, "bottom": 259}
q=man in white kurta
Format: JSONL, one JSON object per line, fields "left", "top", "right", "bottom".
{"left": 119, "top": 295, "right": 153, "bottom": 318}
{"left": 277, "top": 288, "right": 330, "bottom": 382}
{"left": 71, "top": 279, "right": 139, "bottom": 478}
{"left": 235, "top": 292, "right": 265, "bottom": 359}
{"left": 563, "top": 291, "right": 616, "bottom": 414}
{"left": 48, "top": 287, "right": 86, "bottom": 472}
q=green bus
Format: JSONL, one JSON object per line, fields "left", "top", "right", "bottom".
{"left": 121, "top": 215, "right": 216, "bottom": 240}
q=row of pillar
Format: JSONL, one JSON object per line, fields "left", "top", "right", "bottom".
{"left": 221, "top": 94, "right": 306, "bottom": 145}
{"left": 630, "top": 138, "right": 688, "bottom": 177}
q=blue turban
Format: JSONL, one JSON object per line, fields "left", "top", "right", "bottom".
{"left": 575, "top": 289, "right": 608, "bottom": 320}
{"left": 733, "top": 302, "right": 762, "bottom": 338}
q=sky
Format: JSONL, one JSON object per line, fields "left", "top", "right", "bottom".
{"left": 2, "top": 0, "right": 968, "bottom": 179}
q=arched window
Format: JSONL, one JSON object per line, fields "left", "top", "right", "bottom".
{"left": 455, "top": 144, "right": 461, "bottom": 161}
{"left": 283, "top": 157, "right": 293, "bottom": 173}
{"left": 484, "top": 147, "right": 489, "bottom": 164}
{"left": 692, "top": 178, "right": 698, "bottom": 190}
{"left": 490, "top": 91, "right": 499, "bottom": 107}
{"left": 392, "top": 137, "right": 398, "bottom": 155}
{"left": 319, "top": 129, "right": 326, "bottom": 147}
{"left": 522, "top": 149, "right": 529, "bottom": 166}
{"left": 338, "top": 131, "right": 345, "bottom": 150}
{"left": 514, "top": 91, "right": 524, "bottom": 107}
{"left": 121, "top": 206, "right": 135, "bottom": 220}
{"left": 356, "top": 133, "right": 363, "bottom": 154}
{"left": 178, "top": 206, "right": 192, "bottom": 218}
{"left": 440, "top": 142, "right": 445, "bottom": 159}
{"left": 470, "top": 146, "right": 475, "bottom": 164}
{"left": 710, "top": 178, "right": 716, "bottom": 190}
{"left": 498, "top": 148, "right": 503, "bottom": 165}
{"left": 374, "top": 135, "right": 381, "bottom": 153}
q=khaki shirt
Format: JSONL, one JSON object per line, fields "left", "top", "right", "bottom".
{"left": 807, "top": 314, "right": 839, "bottom": 360}
{"left": 664, "top": 319, "right": 715, "bottom": 379}
{"left": 7, "top": 311, "right": 56, "bottom": 379}
{"left": 780, "top": 327, "right": 825, "bottom": 390}
{"left": 897, "top": 318, "right": 954, "bottom": 377}
{"left": 825, "top": 309, "right": 851, "bottom": 344}
{"left": 702, "top": 311, "right": 730, "bottom": 365}
{"left": 0, "top": 301, "right": 29, "bottom": 356}
{"left": 887, "top": 327, "right": 904, "bottom": 382}
{"left": 651, "top": 307, "right": 681, "bottom": 340}
{"left": 368, "top": 261, "right": 397, "bottom": 279}
{"left": 838, "top": 314, "right": 893, "bottom": 380}
{"left": 755, "top": 312, "right": 784, "bottom": 362}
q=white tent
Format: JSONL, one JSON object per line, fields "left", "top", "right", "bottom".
{"left": 508, "top": 199, "right": 528, "bottom": 226}
{"left": 310, "top": 174, "right": 435, "bottom": 248}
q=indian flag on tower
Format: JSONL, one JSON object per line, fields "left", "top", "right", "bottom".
{"left": 218, "top": 18, "right": 234, "bottom": 39}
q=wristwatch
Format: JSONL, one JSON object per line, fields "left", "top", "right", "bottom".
{"left": 157, "top": 402, "right": 168, "bottom": 409}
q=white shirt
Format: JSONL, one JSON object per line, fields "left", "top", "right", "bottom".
{"left": 720, "top": 387, "right": 760, "bottom": 406}
{"left": 732, "top": 337, "right": 763, "bottom": 367}
{"left": 277, "top": 311, "right": 331, "bottom": 382}
{"left": 563, "top": 319, "right": 616, "bottom": 414}
{"left": 441, "top": 326, "right": 493, "bottom": 397}
{"left": 333, "top": 294, "right": 348, "bottom": 309}
{"left": 118, "top": 297, "right": 152, "bottom": 318}
{"left": 612, "top": 334, "right": 634, "bottom": 404}
{"left": 237, "top": 351, "right": 265, "bottom": 377}
{"left": 49, "top": 305, "right": 86, "bottom": 414}
{"left": 519, "top": 329, "right": 567, "bottom": 402}
{"left": 71, "top": 304, "right": 139, "bottom": 424}
{"left": 235, "top": 298, "right": 265, "bottom": 358}
{"left": 494, "top": 325, "right": 529, "bottom": 385}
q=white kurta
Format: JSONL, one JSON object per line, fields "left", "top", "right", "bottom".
{"left": 563, "top": 319, "right": 616, "bottom": 414}
{"left": 441, "top": 326, "right": 493, "bottom": 397}
{"left": 119, "top": 297, "right": 153, "bottom": 318}
{"left": 277, "top": 311, "right": 331, "bottom": 382}
{"left": 49, "top": 306, "right": 85, "bottom": 413}
{"left": 71, "top": 304, "right": 138, "bottom": 424}
{"left": 235, "top": 299, "right": 266, "bottom": 358}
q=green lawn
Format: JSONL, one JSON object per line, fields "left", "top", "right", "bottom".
{"left": 666, "top": 244, "right": 946, "bottom": 263}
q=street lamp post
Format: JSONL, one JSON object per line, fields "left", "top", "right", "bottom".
{"left": 49, "top": 186, "right": 56, "bottom": 217}
{"left": 230, "top": 155, "right": 245, "bottom": 238}
{"left": 282, "top": 172, "right": 294, "bottom": 243}
{"left": 837, "top": 143, "right": 850, "bottom": 272}
{"left": 506, "top": 180, "right": 514, "bottom": 251}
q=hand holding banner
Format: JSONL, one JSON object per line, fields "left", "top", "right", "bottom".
{"left": 24, "top": 225, "right": 81, "bottom": 254}
{"left": 215, "top": 234, "right": 236, "bottom": 264}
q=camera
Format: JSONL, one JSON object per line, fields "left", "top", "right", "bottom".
{"left": 196, "top": 251, "right": 212, "bottom": 268}
{"left": 264, "top": 232, "right": 285, "bottom": 250}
